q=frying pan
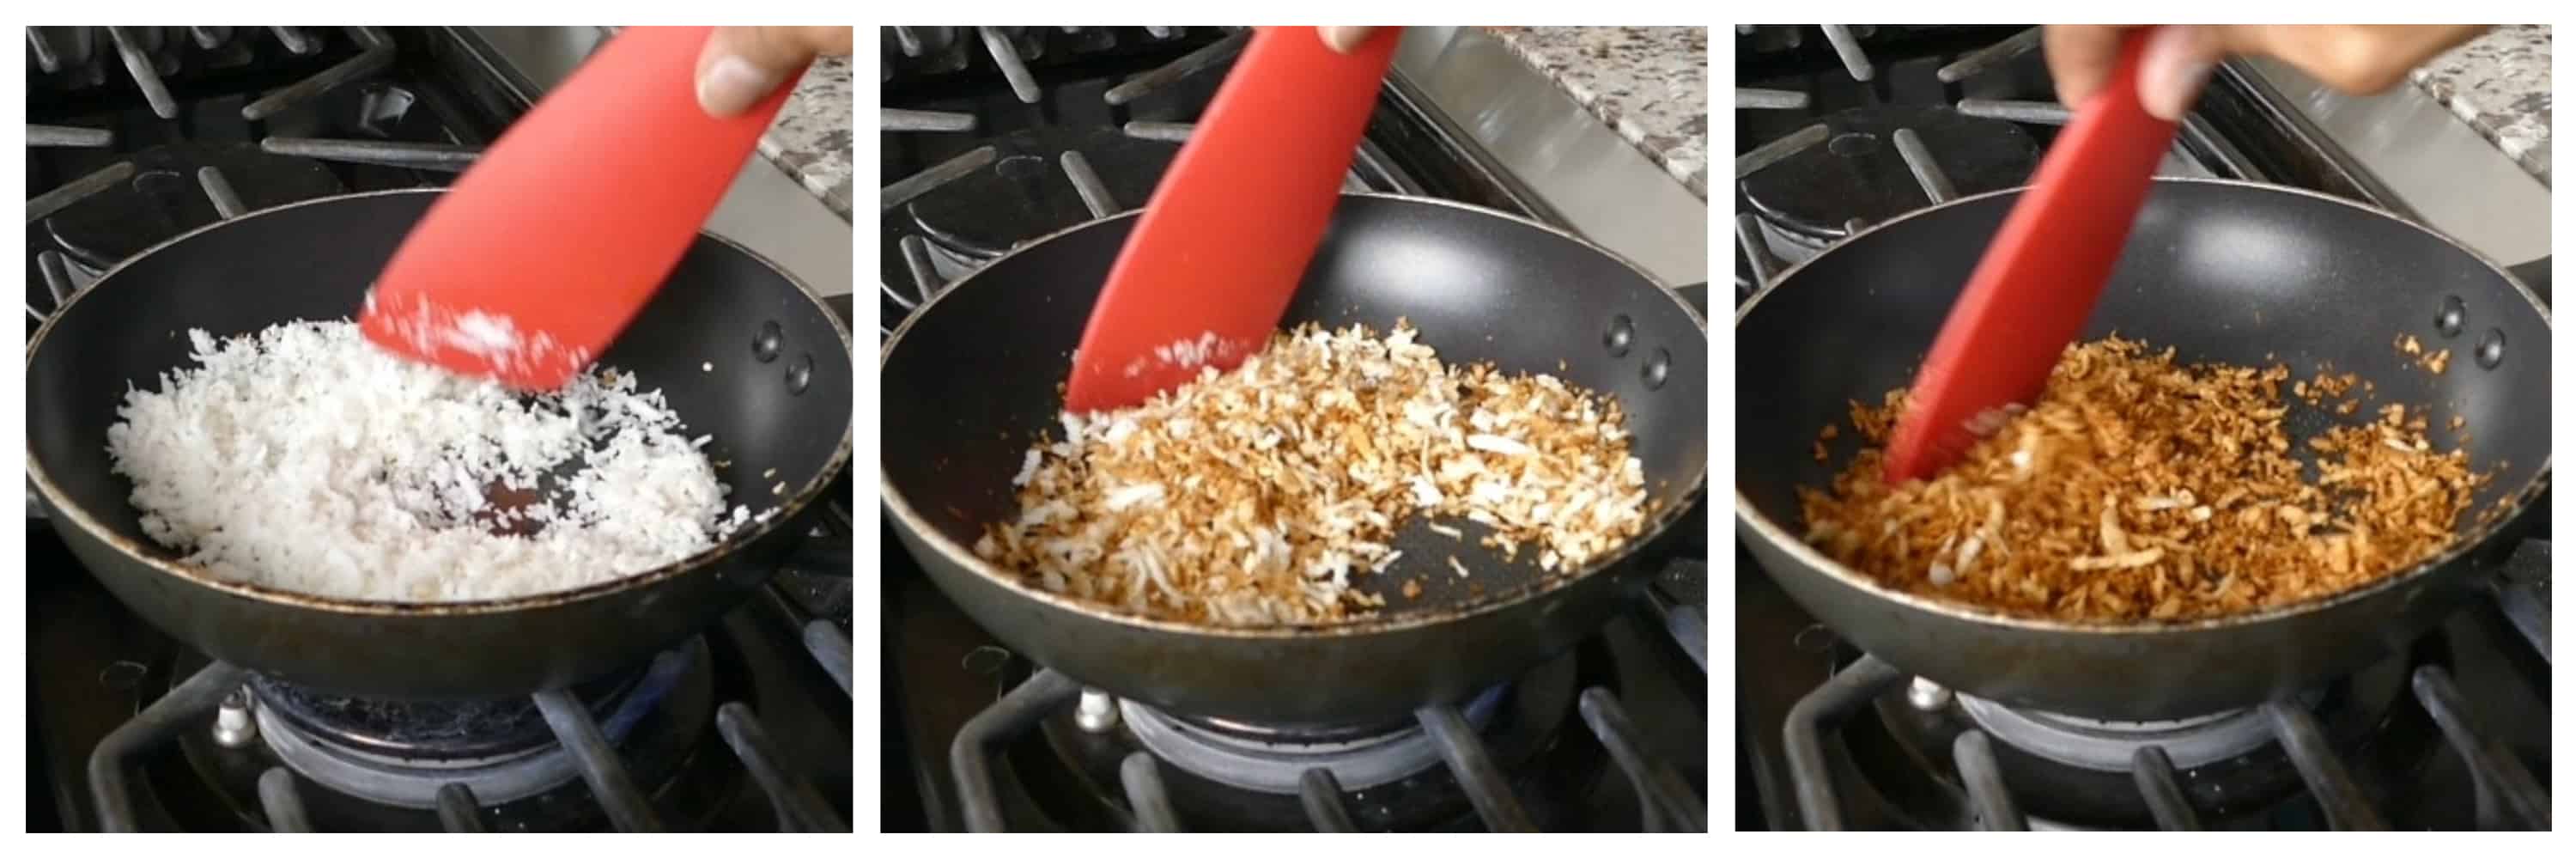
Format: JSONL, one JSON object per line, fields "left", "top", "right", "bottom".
{"left": 26, "top": 189, "right": 856, "bottom": 700}
{"left": 882, "top": 193, "right": 1707, "bottom": 727}
{"left": 1735, "top": 178, "right": 2549, "bottom": 722}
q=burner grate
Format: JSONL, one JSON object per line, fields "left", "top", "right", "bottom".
{"left": 876, "top": 27, "right": 1422, "bottom": 341}
{"left": 23, "top": 26, "right": 484, "bottom": 327}
{"left": 946, "top": 578, "right": 1709, "bottom": 833}
{"left": 1777, "top": 564, "right": 2552, "bottom": 831}
{"left": 88, "top": 619, "right": 856, "bottom": 832}
{"left": 25, "top": 27, "right": 397, "bottom": 121}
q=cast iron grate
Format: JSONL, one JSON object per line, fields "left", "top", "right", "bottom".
{"left": 90, "top": 616, "right": 852, "bottom": 833}
{"left": 878, "top": 26, "right": 1449, "bottom": 340}
{"left": 947, "top": 559, "right": 1710, "bottom": 832}
{"left": 1779, "top": 542, "right": 2550, "bottom": 830}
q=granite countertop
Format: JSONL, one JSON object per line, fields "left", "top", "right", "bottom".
{"left": 756, "top": 56, "right": 856, "bottom": 218}
{"left": 1486, "top": 27, "right": 1709, "bottom": 198}
{"left": 2409, "top": 24, "right": 2550, "bottom": 185}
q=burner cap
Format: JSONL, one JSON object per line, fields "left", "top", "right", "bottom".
{"left": 1957, "top": 689, "right": 2324, "bottom": 772}
{"left": 248, "top": 641, "right": 709, "bottom": 810}
{"left": 1120, "top": 685, "right": 1509, "bottom": 794}
{"left": 251, "top": 666, "right": 638, "bottom": 762}
{"left": 1739, "top": 105, "right": 2039, "bottom": 245}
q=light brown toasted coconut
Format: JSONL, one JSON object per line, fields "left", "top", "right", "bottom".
{"left": 1799, "top": 337, "right": 2485, "bottom": 623}
{"left": 977, "top": 321, "right": 1649, "bottom": 625}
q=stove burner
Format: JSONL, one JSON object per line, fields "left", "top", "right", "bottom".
{"left": 251, "top": 666, "right": 641, "bottom": 762}
{"left": 43, "top": 143, "right": 345, "bottom": 268}
{"left": 902, "top": 125, "right": 1175, "bottom": 257}
{"left": 1738, "top": 105, "right": 2038, "bottom": 247}
{"left": 248, "top": 641, "right": 707, "bottom": 809}
{"left": 1842, "top": 632, "right": 2451, "bottom": 828}
{"left": 1120, "top": 685, "right": 1510, "bottom": 794}
{"left": 1956, "top": 691, "right": 2324, "bottom": 772}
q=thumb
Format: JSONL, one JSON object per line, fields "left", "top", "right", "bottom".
{"left": 1317, "top": 27, "right": 1379, "bottom": 54}
{"left": 696, "top": 26, "right": 853, "bottom": 117}
{"left": 2133, "top": 25, "right": 2221, "bottom": 122}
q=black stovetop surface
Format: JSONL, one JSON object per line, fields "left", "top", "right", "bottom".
{"left": 878, "top": 27, "right": 1709, "bottom": 832}
{"left": 25, "top": 25, "right": 856, "bottom": 832}
{"left": 1730, "top": 25, "right": 2552, "bottom": 831}
{"left": 25, "top": 27, "right": 522, "bottom": 330}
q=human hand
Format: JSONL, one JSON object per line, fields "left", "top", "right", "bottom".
{"left": 694, "top": 26, "right": 855, "bottom": 117}
{"left": 2044, "top": 25, "right": 2489, "bottom": 121}
{"left": 1318, "top": 27, "right": 1387, "bottom": 54}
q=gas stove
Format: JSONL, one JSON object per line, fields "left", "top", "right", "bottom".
{"left": 25, "top": 26, "right": 856, "bottom": 832}
{"left": 879, "top": 26, "right": 1709, "bottom": 832}
{"left": 1731, "top": 25, "right": 2552, "bottom": 832}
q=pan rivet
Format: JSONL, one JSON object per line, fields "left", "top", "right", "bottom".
{"left": 2475, "top": 328, "right": 2506, "bottom": 369}
{"left": 2435, "top": 295, "right": 2466, "bottom": 337}
{"left": 786, "top": 353, "right": 814, "bottom": 394}
{"left": 1641, "top": 348, "right": 1670, "bottom": 390}
{"left": 753, "top": 320, "right": 783, "bottom": 362}
{"left": 1603, "top": 315, "right": 1635, "bottom": 357}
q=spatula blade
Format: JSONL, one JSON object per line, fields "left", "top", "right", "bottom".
{"left": 1061, "top": 26, "right": 1398, "bottom": 413}
{"left": 359, "top": 26, "right": 795, "bottom": 391}
{"left": 1883, "top": 30, "right": 2180, "bottom": 483}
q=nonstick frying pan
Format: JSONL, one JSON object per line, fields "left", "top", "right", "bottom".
{"left": 883, "top": 193, "right": 1708, "bottom": 727}
{"left": 26, "top": 189, "right": 856, "bottom": 700}
{"left": 1735, "top": 178, "right": 2549, "bottom": 722}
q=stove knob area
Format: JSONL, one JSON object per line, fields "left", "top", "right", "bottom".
{"left": 1905, "top": 676, "right": 1954, "bottom": 712}
{"left": 212, "top": 689, "right": 260, "bottom": 749}
{"left": 1075, "top": 688, "right": 1121, "bottom": 733}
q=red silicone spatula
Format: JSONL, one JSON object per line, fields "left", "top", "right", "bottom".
{"left": 359, "top": 26, "right": 797, "bottom": 390}
{"left": 1881, "top": 29, "right": 2181, "bottom": 483}
{"left": 1060, "top": 26, "right": 1399, "bottom": 413}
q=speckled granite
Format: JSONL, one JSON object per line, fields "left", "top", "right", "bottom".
{"left": 1487, "top": 27, "right": 1709, "bottom": 198}
{"left": 756, "top": 56, "right": 856, "bottom": 218}
{"left": 2410, "top": 25, "right": 2550, "bottom": 186}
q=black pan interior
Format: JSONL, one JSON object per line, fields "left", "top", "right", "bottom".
{"left": 27, "top": 191, "right": 854, "bottom": 579}
{"left": 1737, "top": 180, "right": 2549, "bottom": 544}
{"left": 883, "top": 195, "right": 1707, "bottom": 616}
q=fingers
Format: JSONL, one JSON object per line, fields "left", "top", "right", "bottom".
{"left": 2049, "top": 24, "right": 2492, "bottom": 122}
{"left": 2215, "top": 24, "right": 2488, "bottom": 94}
{"left": 696, "top": 26, "right": 854, "bottom": 117}
{"left": 2044, "top": 24, "right": 2219, "bottom": 121}
{"left": 2043, "top": 25, "right": 2133, "bottom": 111}
{"left": 2134, "top": 25, "right": 2219, "bottom": 122}
{"left": 1318, "top": 27, "right": 1379, "bottom": 54}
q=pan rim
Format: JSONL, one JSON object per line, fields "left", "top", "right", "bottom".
{"left": 879, "top": 192, "right": 1711, "bottom": 641}
{"left": 1732, "top": 175, "right": 2553, "bottom": 636}
{"left": 24, "top": 186, "right": 859, "bottom": 618}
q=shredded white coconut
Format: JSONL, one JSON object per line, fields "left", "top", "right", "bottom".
{"left": 105, "top": 321, "right": 762, "bottom": 601}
